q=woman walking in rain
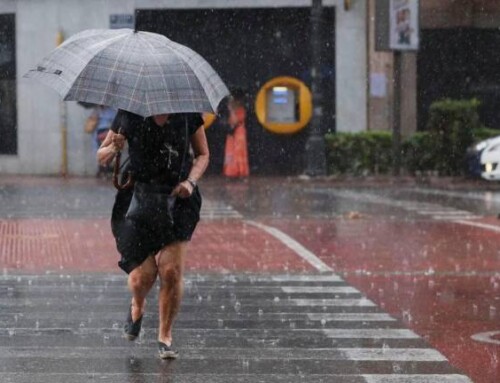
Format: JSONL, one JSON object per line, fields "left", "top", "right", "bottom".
{"left": 97, "top": 110, "right": 208, "bottom": 359}
{"left": 25, "top": 28, "right": 228, "bottom": 359}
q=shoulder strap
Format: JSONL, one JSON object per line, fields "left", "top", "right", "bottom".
{"left": 177, "top": 116, "right": 189, "bottom": 183}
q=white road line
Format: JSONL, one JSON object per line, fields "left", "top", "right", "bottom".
{"left": 293, "top": 298, "right": 375, "bottom": 307}
{"left": 246, "top": 221, "right": 333, "bottom": 273}
{"left": 200, "top": 199, "right": 243, "bottom": 219}
{"left": 363, "top": 375, "right": 473, "bottom": 383}
{"left": 402, "top": 186, "right": 500, "bottom": 203}
{"left": 0, "top": 347, "right": 446, "bottom": 361}
{"left": 0, "top": 373, "right": 472, "bottom": 382}
{"left": 271, "top": 275, "right": 343, "bottom": 282}
{"left": 282, "top": 286, "right": 359, "bottom": 294}
{"left": 418, "top": 210, "right": 472, "bottom": 215}
{"left": 453, "top": 220, "right": 500, "bottom": 233}
{"left": 323, "top": 329, "right": 419, "bottom": 339}
{"left": 342, "top": 348, "right": 447, "bottom": 362}
{"left": 404, "top": 205, "right": 439, "bottom": 210}
{"left": 471, "top": 331, "right": 500, "bottom": 346}
{"left": 307, "top": 313, "right": 396, "bottom": 322}
{"left": 433, "top": 216, "right": 481, "bottom": 221}
{"left": 318, "top": 189, "right": 483, "bottom": 223}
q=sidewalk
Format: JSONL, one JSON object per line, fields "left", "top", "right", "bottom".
{"left": 0, "top": 219, "right": 313, "bottom": 273}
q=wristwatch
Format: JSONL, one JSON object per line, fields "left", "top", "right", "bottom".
{"left": 186, "top": 177, "right": 197, "bottom": 189}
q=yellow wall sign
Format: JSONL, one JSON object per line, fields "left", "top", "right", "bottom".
{"left": 255, "top": 76, "right": 312, "bottom": 134}
{"left": 202, "top": 112, "right": 216, "bottom": 129}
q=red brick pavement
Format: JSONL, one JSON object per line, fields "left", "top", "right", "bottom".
{"left": 0, "top": 219, "right": 313, "bottom": 273}
{"left": 266, "top": 217, "right": 500, "bottom": 383}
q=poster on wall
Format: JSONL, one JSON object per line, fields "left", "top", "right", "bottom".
{"left": 389, "top": 0, "right": 419, "bottom": 51}
{"left": 110, "top": 14, "right": 135, "bottom": 30}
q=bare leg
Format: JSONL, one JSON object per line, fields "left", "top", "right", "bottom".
{"left": 128, "top": 256, "right": 158, "bottom": 322}
{"left": 157, "top": 241, "right": 187, "bottom": 345}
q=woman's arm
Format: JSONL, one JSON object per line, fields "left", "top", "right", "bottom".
{"left": 188, "top": 126, "right": 210, "bottom": 182}
{"left": 96, "top": 130, "right": 126, "bottom": 166}
{"left": 172, "top": 125, "right": 209, "bottom": 198}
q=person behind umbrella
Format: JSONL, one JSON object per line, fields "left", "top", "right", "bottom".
{"left": 83, "top": 105, "right": 117, "bottom": 177}
{"left": 97, "top": 110, "right": 208, "bottom": 359}
{"left": 223, "top": 94, "right": 250, "bottom": 179}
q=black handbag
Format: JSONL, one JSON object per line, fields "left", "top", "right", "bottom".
{"left": 125, "top": 117, "right": 189, "bottom": 227}
{"left": 125, "top": 182, "right": 177, "bottom": 226}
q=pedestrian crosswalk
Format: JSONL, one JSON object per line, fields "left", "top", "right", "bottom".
{"left": 201, "top": 198, "right": 242, "bottom": 219}
{"left": 0, "top": 272, "right": 472, "bottom": 382}
{"left": 314, "top": 189, "right": 482, "bottom": 222}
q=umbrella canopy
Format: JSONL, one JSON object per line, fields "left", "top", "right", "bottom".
{"left": 24, "top": 29, "right": 229, "bottom": 117}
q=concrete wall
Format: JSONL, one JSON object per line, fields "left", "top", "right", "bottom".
{"left": 327, "top": 0, "right": 367, "bottom": 133}
{"left": 0, "top": 0, "right": 368, "bottom": 175}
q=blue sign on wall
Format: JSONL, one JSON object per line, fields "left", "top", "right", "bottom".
{"left": 110, "top": 14, "right": 135, "bottom": 30}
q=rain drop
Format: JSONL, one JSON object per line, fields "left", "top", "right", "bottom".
{"left": 489, "top": 306, "right": 496, "bottom": 318}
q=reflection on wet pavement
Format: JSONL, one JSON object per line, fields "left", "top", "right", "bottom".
{"left": 0, "top": 273, "right": 471, "bottom": 382}
{"left": 1, "top": 176, "right": 500, "bottom": 382}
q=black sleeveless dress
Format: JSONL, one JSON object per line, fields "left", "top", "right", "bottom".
{"left": 110, "top": 110, "right": 204, "bottom": 274}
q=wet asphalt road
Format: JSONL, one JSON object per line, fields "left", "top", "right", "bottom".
{"left": 1, "top": 176, "right": 499, "bottom": 382}
{"left": 1, "top": 176, "right": 500, "bottom": 220}
{"left": 0, "top": 273, "right": 469, "bottom": 383}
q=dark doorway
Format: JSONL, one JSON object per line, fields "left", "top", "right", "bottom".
{"left": 0, "top": 14, "right": 17, "bottom": 155}
{"left": 136, "top": 7, "right": 335, "bottom": 175}
{"left": 418, "top": 28, "right": 500, "bottom": 131}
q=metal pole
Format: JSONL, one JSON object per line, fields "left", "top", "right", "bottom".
{"left": 392, "top": 50, "right": 402, "bottom": 176}
{"left": 57, "top": 31, "right": 68, "bottom": 177}
{"left": 305, "top": 0, "right": 327, "bottom": 176}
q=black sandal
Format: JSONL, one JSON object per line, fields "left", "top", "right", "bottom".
{"left": 124, "top": 304, "right": 143, "bottom": 341}
{"left": 158, "top": 341, "right": 179, "bottom": 359}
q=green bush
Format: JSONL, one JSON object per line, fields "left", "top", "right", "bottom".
{"left": 401, "top": 132, "right": 438, "bottom": 174}
{"left": 472, "top": 127, "right": 499, "bottom": 143}
{"left": 325, "top": 131, "right": 393, "bottom": 175}
{"left": 325, "top": 127, "right": 499, "bottom": 176}
{"left": 426, "top": 98, "right": 482, "bottom": 175}
{"left": 325, "top": 99, "right": 499, "bottom": 175}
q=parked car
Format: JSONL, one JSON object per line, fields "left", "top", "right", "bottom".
{"left": 467, "top": 136, "right": 500, "bottom": 180}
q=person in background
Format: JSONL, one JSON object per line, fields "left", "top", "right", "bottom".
{"left": 84, "top": 105, "right": 117, "bottom": 177}
{"left": 223, "top": 93, "right": 249, "bottom": 178}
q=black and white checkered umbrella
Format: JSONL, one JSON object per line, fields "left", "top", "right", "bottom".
{"left": 24, "top": 29, "right": 229, "bottom": 117}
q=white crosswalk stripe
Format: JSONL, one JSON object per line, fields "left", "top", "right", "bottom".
{"left": 363, "top": 375, "right": 473, "bottom": 383}
{"left": 200, "top": 198, "right": 242, "bottom": 219}
{"left": 281, "top": 286, "right": 359, "bottom": 294}
{"left": 0, "top": 272, "right": 473, "bottom": 382}
{"left": 343, "top": 348, "right": 447, "bottom": 361}
{"left": 323, "top": 329, "right": 420, "bottom": 339}
{"left": 307, "top": 313, "right": 396, "bottom": 322}
{"left": 310, "top": 189, "right": 482, "bottom": 222}
{"left": 292, "top": 298, "right": 377, "bottom": 307}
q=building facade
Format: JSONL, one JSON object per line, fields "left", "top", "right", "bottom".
{"left": 0, "top": 0, "right": 367, "bottom": 175}
{"left": 3, "top": 0, "right": 497, "bottom": 176}
{"left": 368, "top": 0, "right": 500, "bottom": 136}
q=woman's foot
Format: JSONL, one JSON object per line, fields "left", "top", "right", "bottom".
{"left": 158, "top": 341, "right": 179, "bottom": 359}
{"left": 124, "top": 301, "right": 145, "bottom": 341}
